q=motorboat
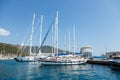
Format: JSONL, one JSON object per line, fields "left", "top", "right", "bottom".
{"left": 109, "top": 56, "right": 120, "bottom": 69}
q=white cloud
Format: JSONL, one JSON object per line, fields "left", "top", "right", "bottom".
{"left": 0, "top": 28, "right": 10, "bottom": 36}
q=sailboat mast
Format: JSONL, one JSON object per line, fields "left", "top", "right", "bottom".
{"left": 56, "top": 11, "right": 59, "bottom": 55}
{"left": 105, "top": 45, "right": 107, "bottom": 55}
{"left": 55, "top": 11, "right": 59, "bottom": 55}
{"left": 30, "top": 13, "right": 35, "bottom": 55}
{"left": 39, "top": 15, "right": 43, "bottom": 54}
{"left": 51, "top": 24, "right": 54, "bottom": 55}
{"left": 53, "top": 27, "right": 55, "bottom": 55}
{"left": 64, "top": 35, "right": 66, "bottom": 53}
{"left": 73, "top": 25, "right": 76, "bottom": 55}
{"left": 54, "top": 23, "right": 56, "bottom": 55}
{"left": 69, "top": 30, "right": 71, "bottom": 54}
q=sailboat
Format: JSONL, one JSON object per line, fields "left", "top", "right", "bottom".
{"left": 14, "top": 14, "right": 43, "bottom": 62}
{"left": 41, "top": 11, "right": 87, "bottom": 66}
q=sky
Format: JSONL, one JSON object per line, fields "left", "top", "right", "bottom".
{"left": 0, "top": 0, "right": 120, "bottom": 56}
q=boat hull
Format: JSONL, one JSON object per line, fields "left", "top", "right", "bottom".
{"left": 14, "top": 56, "right": 37, "bottom": 62}
{"left": 41, "top": 60, "right": 87, "bottom": 66}
{"left": 110, "top": 61, "right": 120, "bottom": 69}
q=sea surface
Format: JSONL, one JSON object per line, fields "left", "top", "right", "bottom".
{"left": 0, "top": 60, "right": 120, "bottom": 80}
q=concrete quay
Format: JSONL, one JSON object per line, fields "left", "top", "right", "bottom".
{"left": 87, "top": 59, "right": 111, "bottom": 66}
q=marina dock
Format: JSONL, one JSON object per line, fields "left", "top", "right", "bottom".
{"left": 87, "top": 59, "right": 111, "bottom": 66}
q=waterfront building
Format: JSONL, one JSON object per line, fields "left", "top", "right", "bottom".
{"left": 80, "top": 46, "right": 93, "bottom": 58}
{"left": 106, "top": 52, "right": 120, "bottom": 59}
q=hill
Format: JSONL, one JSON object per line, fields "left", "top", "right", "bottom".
{"left": 0, "top": 43, "right": 66, "bottom": 56}
{"left": 0, "top": 43, "right": 19, "bottom": 56}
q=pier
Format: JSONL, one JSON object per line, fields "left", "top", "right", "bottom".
{"left": 87, "top": 59, "right": 111, "bottom": 66}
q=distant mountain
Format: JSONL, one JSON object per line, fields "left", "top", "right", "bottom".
{"left": 0, "top": 43, "right": 68, "bottom": 56}
{"left": 15, "top": 45, "right": 65, "bottom": 53}
{"left": 41, "top": 45, "right": 64, "bottom": 53}
{"left": 0, "top": 43, "right": 19, "bottom": 55}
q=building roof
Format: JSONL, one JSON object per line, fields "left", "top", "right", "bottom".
{"left": 106, "top": 51, "right": 120, "bottom": 54}
{"left": 81, "top": 46, "right": 92, "bottom": 49}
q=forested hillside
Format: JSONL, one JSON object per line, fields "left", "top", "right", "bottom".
{"left": 0, "top": 43, "right": 66, "bottom": 56}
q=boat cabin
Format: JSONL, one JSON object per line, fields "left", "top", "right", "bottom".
{"left": 106, "top": 52, "right": 120, "bottom": 59}
{"left": 112, "top": 56, "right": 120, "bottom": 59}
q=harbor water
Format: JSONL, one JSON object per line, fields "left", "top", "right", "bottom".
{"left": 0, "top": 60, "right": 120, "bottom": 80}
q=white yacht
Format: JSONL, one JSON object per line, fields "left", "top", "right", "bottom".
{"left": 41, "top": 55, "right": 87, "bottom": 66}
{"left": 109, "top": 56, "right": 120, "bottom": 69}
{"left": 14, "top": 55, "right": 37, "bottom": 62}
{"left": 40, "top": 11, "right": 87, "bottom": 66}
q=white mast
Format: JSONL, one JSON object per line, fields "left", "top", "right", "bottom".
{"left": 56, "top": 11, "right": 59, "bottom": 55}
{"left": 39, "top": 15, "right": 43, "bottom": 54}
{"left": 51, "top": 24, "right": 54, "bottom": 55}
{"left": 73, "top": 25, "right": 76, "bottom": 55}
{"left": 55, "top": 11, "right": 59, "bottom": 55}
{"left": 105, "top": 44, "right": 107, "bottom": 55}
{"left": 54, "top": 23, "right": 56, "bottom": 55}
{"left": 64, "top": 35, "right": 66, "bottom": 53}
{"left": 69, "top": 29, "right": 71, "bottom": 54}
{"left": 30, "top": 13, "right": 35, "bottom": 55}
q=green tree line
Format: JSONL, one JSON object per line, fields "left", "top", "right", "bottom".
{"left": 0, "top": 43, "right": 68, "bottom": 57}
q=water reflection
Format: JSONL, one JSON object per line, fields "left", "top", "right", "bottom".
{"left": 38, "top": 64, "right": 120, "bottom": 80}
{"left": 0, "top": 60, "right": 120, "bottom": 80}
{"left": 38, "top": 64, "right": 93, "bottom": 80}
{"left": 25, "top": 62, "right": 40, "bottom": 80}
